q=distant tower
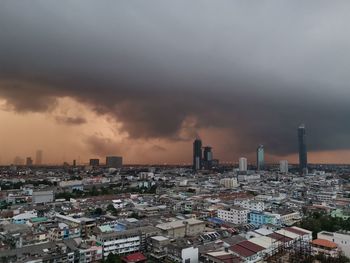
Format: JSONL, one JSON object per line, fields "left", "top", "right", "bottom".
{"left": 14, "top": 156, "right": 24, "bottom": 165}
{"left": 298, "top": 124, "right": 308, "bottom": 174}
{"left": 106, "top": 156, "right": 123, "bottom": 168}
{"left": 203, "top": 146, "right": 213, "bottom": 169}
{"left": 26, "top": 157, "right": 33, "bottom": 166}
{"left": 35, "top": 150, "right": 43, "bottom": 165}
{"left": 239, "top": 157, "right": 247, "bottom": 172}
{"left": 280, "top": 160, "right": 289, "bottom": 174}
{"left": 193, "top": 138, "right": 202, "bottom": 170}
{"left": 90, "top": 159, "right": 100, "bottom": 167}
{"left": 256, "top": 145, "right": 264, "bottom": 170}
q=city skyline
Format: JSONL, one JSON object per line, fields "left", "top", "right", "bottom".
{"left": 1, "top": 2, "right": 350, "bottom": 164}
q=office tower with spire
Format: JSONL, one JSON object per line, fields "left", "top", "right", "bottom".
{"left": 193, "top": 138, "right": 202, "bottom": 170}
{"left": 298, "top": 124, "right": 308, "bottom": 174}
{"left": 256, "top": 145, "right": 264, "bottom": 170}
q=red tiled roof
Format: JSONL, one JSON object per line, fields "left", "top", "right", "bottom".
{"left": 312, "top": 239, "right": 338, "bottom": 249}
{"left": 121, "top": 252, "right": 147, "bottom": 263}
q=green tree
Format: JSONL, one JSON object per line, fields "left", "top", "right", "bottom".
{"left": 93, "top": 207, "right": 104, "bottom": 216}
{"left": 103, "top": 253, "right": 122, "bottom": 263}
{"left": 106, "top": 204, "right": 118, "bottom": 216}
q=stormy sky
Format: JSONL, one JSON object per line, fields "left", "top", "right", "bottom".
{"left": 0, "top": 1, "right": 350, "bottom": 164}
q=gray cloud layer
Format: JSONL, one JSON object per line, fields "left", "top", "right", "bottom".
{"left": 1, "top": 1, "right": 350, "bottom": 156}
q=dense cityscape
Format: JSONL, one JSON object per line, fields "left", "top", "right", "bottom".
{"left": 0, "top": 125, "right": 349, "bottom": 263}
{"left": 2, "top": 1, "right": 350, "bottom": 263}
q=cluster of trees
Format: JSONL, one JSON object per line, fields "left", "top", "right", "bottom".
{"left": 55, "top": 186, "right": 116, "bottom": 200}
{"left": 101, "top": 253, "right": 122, "bottom": 263}
{"left": 298, "top": 212, "right": 350, "bottom": 238}
{"left": 106, "top": 204, "right": 119, "bottom": 216}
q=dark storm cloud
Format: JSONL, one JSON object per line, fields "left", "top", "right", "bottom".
{"left": 1, "top": 1, "right": 350, "bottom": 156}
{"left": 55, "top": 116, "right": 87, "bottom": 125}
{"left": 85, "top": 135, "right": 123, "bottom": 157}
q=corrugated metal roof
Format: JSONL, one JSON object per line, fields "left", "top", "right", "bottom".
{"left": 230, "top": 244, "right": 256, "bottom": 257}
{"left": 284, "top": 227, "right": 308, "bottom": 236}
{"left": 275, "top": 229, "right": 299, "bottom": 239}
{"left": 249, "top": 236, "right": 276, "bottom": 249}
{"left": 290, "top": 226, "right": 312, "bottom": 235}
{"left": 267, "top": 232, "right": 293, "bottom": 243}
{"left": 238, "top": 240, "right": 265, "bottom": 253}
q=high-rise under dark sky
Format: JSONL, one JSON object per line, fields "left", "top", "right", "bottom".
{"left": 298, "top": 124, "right": 308, "bottom": 174}
{"left": 193, "top": 138, "right": 202, "bottom": 170}
{"left": 256, "top": 145, "right": 264, "bottom": 170}
{"left": 203, "top": 146, "right": 213, "bottom": 170}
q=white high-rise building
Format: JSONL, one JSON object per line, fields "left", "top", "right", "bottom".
{"left": 239, "top": 157, "right": 247, "bottom": 172}
{"left": 280, "top": 160, "right": 289, "bottom": 173}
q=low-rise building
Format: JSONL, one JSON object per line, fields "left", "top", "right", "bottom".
{"left": 148, "top": 235, "right": 170, "bottom": 261}
{"left": 234, "top": 199, "right": 265, "bottom": 212}
{"left": 318, "top": 231, "right": 350, "bottom": 258}
{"left": 166, "top": 241, "right": 199, "bottom": 263}
{"left": 311, "top": 239, "right": 340, "bottom": 258}
{"left": 32, "top": 190, "right": 54, "bottom": 204}
{"left": 156, "top": 218, "right": 205, "bottom": 238}
{"left": 217, "top": 206, "right": 249, "bottom": 225}
{"left": 96, "top": 226, "right": 159, "bottom": 257}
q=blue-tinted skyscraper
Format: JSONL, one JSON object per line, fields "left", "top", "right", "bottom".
{"left": 193, "top": 138, "right": 202, "bottom": 170}
{"left": 256, "top": 145, "right": 264, "bottom": 170}
{"left": 298, "top": 124, "right": 308, "bottom": 174}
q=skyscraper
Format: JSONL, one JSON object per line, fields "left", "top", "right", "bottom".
{"left": 26, "top": 157, "right": 33, "bottom": 166}
{"left": 256, "top": 145, "right": 264, "bottom": 170}
{"left": 193, "top": 138, "right": 202, "bottom": 170}
{"left": 203, "top": 146, "right": 213, "bottom": 169}
{"left": 35, "top": 150, "right": 43, "bottom": 165}
{"left": 298, "top": 124, "right": 308, "bottom": 174}
{"left": 106, "top": 156, "right": 123, "bottom": 168}
{"left": 239, "top": 157, "right": 247, "bottom": 172}
{"left": 279, "top": 160, "right": 289, "bottom": 174}
{"left": 90, "top": 158, "right": 100, "bottom": 167}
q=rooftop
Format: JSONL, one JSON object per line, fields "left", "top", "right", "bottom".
{"left": 312, "top": 239, "right": 337, "bottom": 249}
{"left": 121, "top": 252, "right": 147, "bottom": 263}
{"left": 156, "top": 218, "right": 204, "bottom": 230}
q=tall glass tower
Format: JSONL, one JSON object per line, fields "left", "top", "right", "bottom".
{"left": 298, "top": 124, "right": 308, "bottom": 174}
{"left": 256, "top": 145, "right": 264, "bottom": 170}
{"left": 203, "top": 146, "right": 213, "bottom": 169}
{"left": 193, "top": 138, "right": 202, "bottom": 170}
